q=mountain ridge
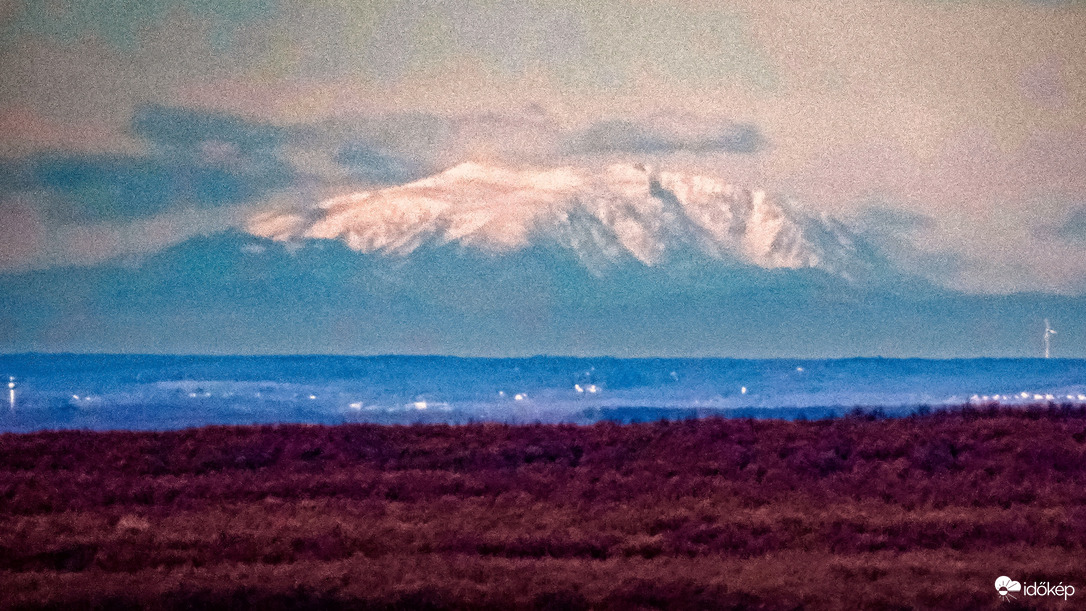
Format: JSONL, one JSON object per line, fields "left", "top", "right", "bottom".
{"left": 247, "top": 162, "right": 886, "bottom": 282}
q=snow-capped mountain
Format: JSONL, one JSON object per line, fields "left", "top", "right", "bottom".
{"left": 248, "top": 162, "right": 881, "bottom": 280}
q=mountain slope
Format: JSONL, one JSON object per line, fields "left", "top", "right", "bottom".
{"left": 1, "top": 229, "right": 1082, "bottom": 357}
{"left": 248, "top": 163, "right": 885, "bottom": 281}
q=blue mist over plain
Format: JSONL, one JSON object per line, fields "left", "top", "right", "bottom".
{"left": 2, "top": 354, "right": 1085, "bottom": 432}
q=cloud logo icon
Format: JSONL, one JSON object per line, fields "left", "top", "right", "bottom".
{"left": 995, "top": 576, "right": 1022, "bottom": 600}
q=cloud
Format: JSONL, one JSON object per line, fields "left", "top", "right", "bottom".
{"left": 304, "top": 111, "right": 766, "bottom": 184}
{"left": 1048, "top": 206, "right": 1086, "bottom": 243}
{"left": 294, "top": 109, "right": 562, "bottom": 181}
{"left": 847, "top": 203, "right": 1086, "bottom": 295}
{"left": 1, "top": 0, "right": 278, "bottom": 50}
{"left": 0, "top": 158, "right": 31, "bottom": 194}
{"left": 47, "top": 203, "right": 257, "bottom": 268}
{"left": 132, "top": 104, "right": 286, "bottom": 157}
{"left": 297, "top": 112, "right": 455, "bottom": 183}
{"left": 0, "top": 106, "right": 141, "bottom": 156}
{"left": 131, "top": 104, "right": 296, "bottom": 184}
{"left": 0, "top": 105, "right": 305, "bottom": 269}
{"left": 845, "top": 204, "right": 972, "bottom": 284}
{"left": 567, "top": 120, "right": 767, "bottom": 155}
{"left": 692, "top": 123, "right": 766, "bottom": 154}
{"left": 0, "top": 104, "right": 454, "bottom": 270}
{"left": 852, "top": 205, "right": 934, "bottom": 235}
{"left": 1, "top": 105, "right": 296, "bottom": 226}
{"left": 567, "top": 120, "right": 670, "bottom": 154}
{"left": 0, "top": 187, "right": 297, "bottom": 272}
{"left": 30, "top": 155, "right": 180, "bottom": 222}
{"left": 334, "top": 142, "right": 420, "bottom": 184}
{"left": 1033, "top": 205, "right": 1086, "bottom": 248}
{"left": 25, "top": 151, "right": 291, "bottom": 224}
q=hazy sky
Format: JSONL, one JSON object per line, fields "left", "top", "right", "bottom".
{"left": 1, "top": 0, "right": 1085, "bottom": 356}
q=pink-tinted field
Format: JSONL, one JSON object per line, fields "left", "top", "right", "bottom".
{"left": 1, "top": 406, "right": 1085, "bottom": 610}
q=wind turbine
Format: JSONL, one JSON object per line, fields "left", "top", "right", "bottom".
{"left": 1043, "top": 319, "right": 1057, "bottom": 359}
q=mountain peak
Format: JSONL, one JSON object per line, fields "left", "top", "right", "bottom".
{"left": 246, "top": 163, "right": 882, "bottom": 280}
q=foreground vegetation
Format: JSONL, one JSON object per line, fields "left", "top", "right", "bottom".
{"left": 1, "top": 406, "right": 1085, "bottom": 610}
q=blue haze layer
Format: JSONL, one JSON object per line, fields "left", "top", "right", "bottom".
{"left": 2, "top": 354, "right": 1085, "bottom": 432}
{"left": 1, "top": 232, "right": 1084, "bottom": 358}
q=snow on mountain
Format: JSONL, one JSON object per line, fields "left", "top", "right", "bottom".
{"left": 247, "top": 162, "right": 880, "bottom": 280}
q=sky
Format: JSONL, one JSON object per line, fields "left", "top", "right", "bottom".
{"left": 1, "top": 0, "right": 1085, "bottom": 356}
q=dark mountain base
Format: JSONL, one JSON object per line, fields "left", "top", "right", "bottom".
{"left": 1, "top": 406, "right": 1084, "bottom": 610}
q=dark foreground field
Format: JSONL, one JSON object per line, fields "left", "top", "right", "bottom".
{"left": 2, "top": 407, "right": 1085, "bottom": 610}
